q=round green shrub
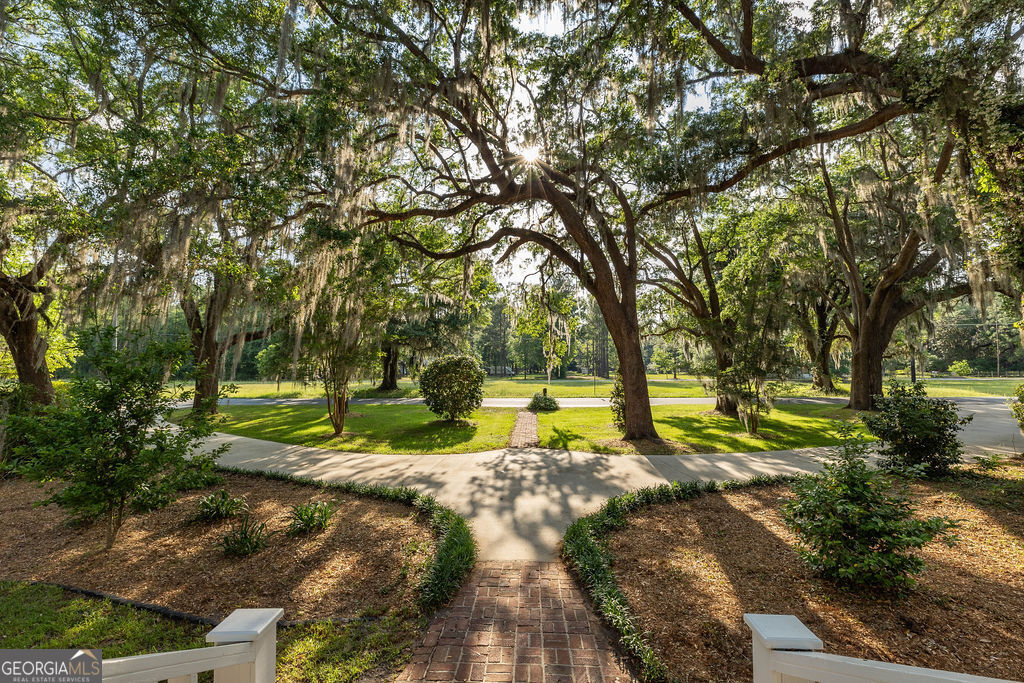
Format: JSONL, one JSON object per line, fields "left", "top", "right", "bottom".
{"left": 948, "top": 360, "right": 973, "bottom": 376}
{"left": 862, "top": 380, "right": 972, "bottom": 476}
{"left": 419, "top": 355, "right": 486, "bottom": 421}
{"left": 527, "top": 392, "right": 559, "bottom": 412}
{"left": 783, "top": 424, "right": 957, "bottom": 591}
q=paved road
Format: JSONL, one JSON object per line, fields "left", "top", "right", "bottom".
{"left": 206, "top": 396, "right": 1018, "bottom": 562}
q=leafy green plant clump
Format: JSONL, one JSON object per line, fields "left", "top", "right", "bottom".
{"left": 419, "top": 355, "right": 485, "bottom": 421}
{"left": 862, "top": 381, "right": 972, "bottom": 476}
{"left": 287, "top": 501, "right": 335, "bottom": 536}
{"left": 1010, "top": 384, "right": 1024, "bottom": 431}
{"left": 527, "top": 392, "right": 559, "bottom": 412}
{"left": 948, "top": 360, "right": 973, "bottom": 376}
{"left": 783, "top": 424, "right": 957, "bottom": 591}
{"left": 610, "top": 372, "right": 626, "bottom": 433}
{"left": 220, "top": 515, "right": 274, "bottom": 557}
{"left": 11, "top": 328, "right": 227, "bottom": 549}
{"left": 195, "top": 490, "right": 247, "bottom": 521}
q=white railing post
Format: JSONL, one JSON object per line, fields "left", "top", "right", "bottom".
{"left": 205, "top": 608, "right": 284, "bottom": 683}
{"left": 744, "top": 614, "right": 823, "bottom": 683}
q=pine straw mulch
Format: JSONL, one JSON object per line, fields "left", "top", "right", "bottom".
{"left": 608, "top": 457, "right": 1024, "bottom": 682}
{"left": 0, "top": 472, "right": 434, "bottom": 622}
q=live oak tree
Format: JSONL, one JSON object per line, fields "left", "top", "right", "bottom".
{"left": 790, "top": 274, "right": 847, "bottom": 395}
{"left": 797, "top": 130, "right": 998, "bottom": 410}
{"left": 375, "top": 247, "right": 495, "bottom": 391}
{"left": 644, "top": 198, "right": 796, "bottom": 418}
{"left": 0, "top": 2, "right": 122, "bottom": 403}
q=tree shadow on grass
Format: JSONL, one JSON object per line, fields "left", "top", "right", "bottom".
{"left": 654, "top": 406, "right": 848, "bottom": 453}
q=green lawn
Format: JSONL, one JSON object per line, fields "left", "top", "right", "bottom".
{"left": 0, "top": 582, "right": 422, "bottom": 683}
{"left": 536, "top": 403, "right": 868, "bottom": 454}
{"left": 202, "top": 375, "right": 1019, "bottom": 401}
{"left": 204, "top": 404, "right": 517, "bottom": 454}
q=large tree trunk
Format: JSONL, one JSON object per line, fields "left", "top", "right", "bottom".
{"left": 183, "top": 280, "right": 231, "bottom": 415}
{"left": 597, "top": 288, "right": 658, "bottom": 440}
{"left": 377, "top": 343, "right": 399, "bottom": 390}
{"left": 812, "top": 345, "right": 837, "bottom": 394}
{"left": 192, "top": 329, "right": 221, "bottom": 413}
{"left": 613, "top": 331, "right": 659, "bottom": 440}
{"left": 0, "top": 295, "right": 54, "bottom": 405}
{"left": 848, "top": 328, "right": 888, "bottom": 410}
{"left": 712, "top": 346, "right": 738, "bottom": 417}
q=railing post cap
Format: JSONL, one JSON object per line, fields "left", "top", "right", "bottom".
{"left": 743, "top": 613, "right": 823, "bottom": 651}
{"left": 206, "top": 608, "right": 285, "bottom": 644}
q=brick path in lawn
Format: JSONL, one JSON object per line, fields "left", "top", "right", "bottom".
{"left": 507, "top": 410, "right": 539, "bottom": 449}
{"left": 397, "top": 561, "right": 635, "bottom": 682}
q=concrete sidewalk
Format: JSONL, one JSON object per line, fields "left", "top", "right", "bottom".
{"left": 211, "top": 433, "right": 839, "bottom": 561}
{"left": 206, "top": 396, "right": 1019, "bottom": 561}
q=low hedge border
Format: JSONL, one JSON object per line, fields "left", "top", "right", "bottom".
{"left": 219, "top": 466, "right": 476, "bottom": 612}
{"left": 561, "top": 473, "right": 797, "bottom": 682}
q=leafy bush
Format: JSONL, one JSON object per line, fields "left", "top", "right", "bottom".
{"left": 527, "top": 392, "right": 559, "bottom": 412}
{"left": 1010, "top": 384, "right": 1024, "bottom": 431}
{"left": 196, "top": 490, "right": 247, "bottom": 521}
{"left": 220, "top": 515, "right": 274, "bottom": 556}
{"left": 948, "top": 360, "right": 973, "bottom": 376}
{"left": 12, "top": 329, "right": 227, "bottom": 548}
{"left": 783, "top": 424, "right": 957, "bottom": 591}
{"left": 419, "top": 355, "right": 485, "bottom": 421}
{"left": 973, "top": 453, "right": 1005, "bottom": 471}
{"left": 287, "top": 501, "right": 335, "bottom": 535}
{"left": 862, "top": 381, "right": 972, "bottom": 476}
{"left": 610, "top": 372, "right": 626, "bottom": 433}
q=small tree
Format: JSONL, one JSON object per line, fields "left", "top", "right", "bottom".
{"left": 862, "top": 381, "right": 972, "bottom": 476}
{"left": 419, "top": 355, "right": 485, "bottom": 422}
{"left": 783, "top": 424, "right": 957, "bottom": 591}
{"left": 948, "top": 360, "right": 973, "bottom": 376}
{"left": 13, "top": 329, "right": 225, "bottom": 549}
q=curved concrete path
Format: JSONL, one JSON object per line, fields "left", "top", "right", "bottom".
{"left": 208, "top": 396, "right": 1018, "bottom": 561}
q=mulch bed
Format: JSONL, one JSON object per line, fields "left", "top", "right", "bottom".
{"left": 0, "top": 473, "right": 433, "bottom": 622}
{"left": 608, "top": 458, "right": 1024, "bottom": 681}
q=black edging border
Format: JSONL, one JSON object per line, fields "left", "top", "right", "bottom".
{"left": 15, "top": 465, "right": 477, "bottom": 630}
{"left": 561, "top": 473, "right": 798, "bottom": 683}
{"left": 22, "top": 580, "right": 384, "bottom": 628}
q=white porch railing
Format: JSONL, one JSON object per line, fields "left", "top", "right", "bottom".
{"left": 744, "top": 613, "right": 1017, "bottom": 683}
{"left": 102, "top": 608, "right": 283, "bottom": 683}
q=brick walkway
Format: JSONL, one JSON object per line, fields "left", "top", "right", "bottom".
{"left": 398, "top": 562, "right": 635, "bottom": 682}
{"left": 507, "top": 410, "right": 539, "bottom": 449}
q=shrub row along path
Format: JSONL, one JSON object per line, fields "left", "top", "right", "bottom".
{"left": 203, "top": 396, "right": 1017, "bottom": 682}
